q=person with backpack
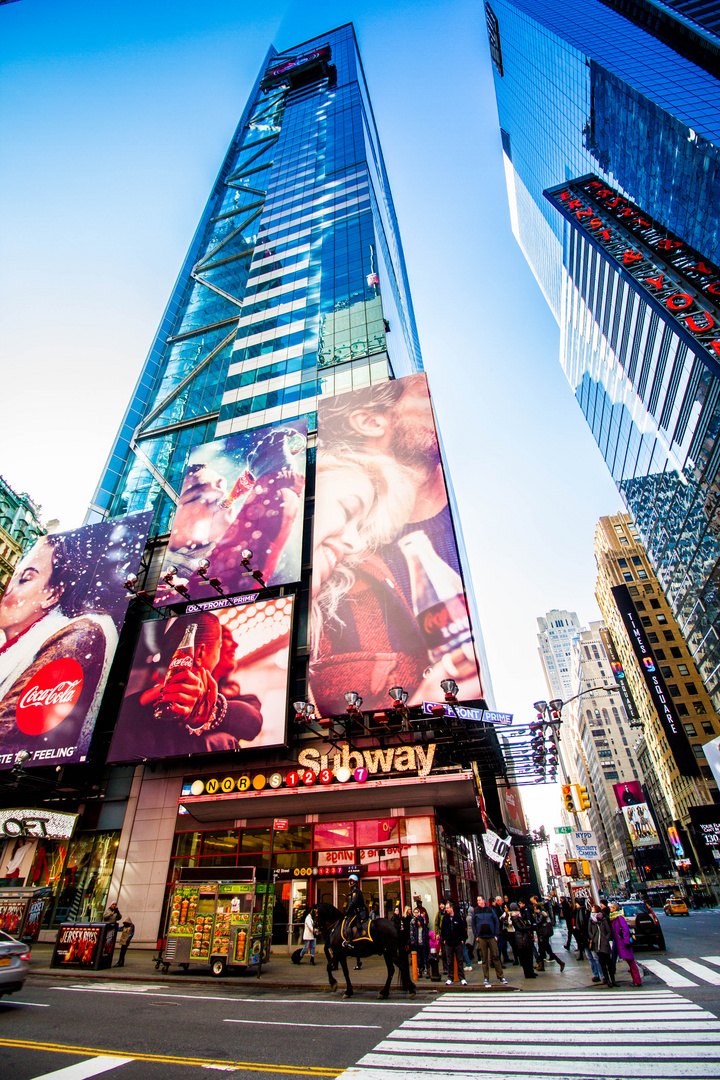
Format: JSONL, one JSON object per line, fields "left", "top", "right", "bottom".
{"left": 472, "top": 897, "right": 507, "bottom": 986}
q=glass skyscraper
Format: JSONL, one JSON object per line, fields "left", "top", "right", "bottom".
{"left": 89, "top": 25, "right": 422, "bottom": 535}
{"left": 487, "top": 0, "right": 720, "bottom": 712}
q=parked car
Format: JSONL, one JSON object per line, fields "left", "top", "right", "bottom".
{"left": 664, "top": 896, "right": 690, "bottom": 916}
{"left": 0, "top": 929, "right": 31, "bottom": 998}
{"left": 621, "top": 901, "right": 666, "bottom": 949}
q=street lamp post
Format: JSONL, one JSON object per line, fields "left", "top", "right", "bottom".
{"left": 533, "top": 689, "right": 622, "bottom": 907}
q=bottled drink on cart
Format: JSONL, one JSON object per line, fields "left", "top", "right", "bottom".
{"left": 398, "top": 531, "right": 474, "bottom": 667}
{"left": 154, "top": 623, "right": 200, "bottom": 720}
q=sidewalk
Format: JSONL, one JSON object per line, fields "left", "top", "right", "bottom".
{"left": 26, "top": 940, "right": 642, "bottom": 994}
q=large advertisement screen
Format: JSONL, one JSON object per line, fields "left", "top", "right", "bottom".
{"left": 155, "top": 419, "right": 307, "bottom": 606}
{"left": 598, "top": 626, "right": 640, "bottom": 723}
{"left": 108, "top": 596, "right": 293, "bottom": 762}
{"left": 612, "top": 780, "right": 660, "bottom": 849}
{"left": 0, "top": 513, "right": 151, "bottom": 770}
{"left": 309, "top": 374, "right": 483, "bottom": 716}
{"left": 611, "top": 584, "right": 699, "bottom": 777}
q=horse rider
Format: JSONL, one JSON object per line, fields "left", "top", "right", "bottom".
{"left": 342, "top": 874, "right": 368, "bottom": 948}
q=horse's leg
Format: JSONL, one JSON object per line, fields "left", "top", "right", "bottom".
{"left": 338, "top": 950, "right": 353, "bottom": 998}
{"left": 326, "top": 944, "right": 337, "bottom": 992}
{"left": 379, "top": 950, "right": 393, "bottom": 999}
{"left": 397, "top": 945, "right": 416, "bottom": 997}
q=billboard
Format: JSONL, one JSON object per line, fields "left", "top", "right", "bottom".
{"left": 613, "top": 780, "right": 660, "bottom": 849}
{"left": 0, "top": 513, "right": 151, "bottom": 770}
{"left": 309, "top": 373, "right": 483, "bottom": 715}
{"left": 155, "top": 419, "right": 307, "bottom": 607}
{"left": 611, "top": 584, "right": 699, "bottom": 776}
{"left": 598, "top": 626, "right": 640, "bottom": 723}
{"left": 498, "top": 784, "right": 528, "bottom": 837}
{"left": 108, "top": 596, "right": 293, "bottom": 762}
{"left": 688, "top": 804, "right": 720, "bottom": 868}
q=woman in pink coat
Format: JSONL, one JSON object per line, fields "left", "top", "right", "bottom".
{"left": 609, "top": 902, "right": 642, "bottom": 986}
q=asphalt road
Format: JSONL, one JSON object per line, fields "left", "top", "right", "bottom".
{"left": 0, "top": 981, "right": 426, "bottom": 1080}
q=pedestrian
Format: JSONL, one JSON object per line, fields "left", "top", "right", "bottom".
{"left": 573, "top": 898, "right": 589, "bottom": 960}
{"left": 472, "top": 897, "right": 507, "bottom": 986}
{"left": 114, "top": 918, "right": 134, "bottom": 967}
{"left": 499, "top": 901, "right": 515, "bottom": 965}
{"left": 561, "top": 895, "right": 575, "bottom": 950}
{"left": 411, "top": 907, "right": 428, "bottom": 976}
{"left": 609, "top": 902, "right": 642, "bottom": 986}
{"left": 298, "top": 908, "right": 316, "bottom": 965}
{"left": 509, "top": 902, "right": 536, "bottom": 979}
{"left": 465, "top": 903, "right": 475, "bottom": 965}
{"left": 103, "top": 901, "right": 122, "bottom": 924}
{"left": 440, "top": 900, "right": 468, "bottom": 986}
{"left": 531, "top": 896, "right": 565, "bottom": 972}
{"left": 588, "top": 903, "right": 614, "bottom": 985}
{"left": 552, "top": 895, "right": 561, "bottom": 924}
{"left": 435, "top": 902, "right": 448, "bottom": 974}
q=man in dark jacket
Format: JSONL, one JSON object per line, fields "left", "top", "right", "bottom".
{"left": 472, "top": 898, "right": 506, "bottom": 985}
{"left": 440, "top": 901, "right": 468, "bottom": 986}
{"left": 509, "top": 902, "right": 536, "bottom": 979}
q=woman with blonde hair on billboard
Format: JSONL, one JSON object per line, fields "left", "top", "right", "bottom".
{"left": 0, "top": 528, "right": 122, "bottom": 760}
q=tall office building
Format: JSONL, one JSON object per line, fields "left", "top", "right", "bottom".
{"left": 0, "top": 27, "right": 516, "bottom": 946}
{"left": 486, "top": 0, "right": 720, "bottom": 714}
{"left": 537, "top": 609, "right": 583, "bottom": 701}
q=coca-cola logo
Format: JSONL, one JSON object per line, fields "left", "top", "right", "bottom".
{"left": 169, "top": 656, "right": 193, "bottom": 670}
{"left": 16, "top": 658, "right": 84, "bottom": 735}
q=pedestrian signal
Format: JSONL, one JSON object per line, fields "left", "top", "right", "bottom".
{"left": 562, "top": 784, "right": 577, "bottom": 813}
{"left": 563, "top": 859, "right": 579, "bottom": 878}
{"left": 575, "top": 784, "right": 591, "bottom": 811}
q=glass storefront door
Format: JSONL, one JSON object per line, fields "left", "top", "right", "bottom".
{"left": 381, "top": 877, "right": 402, "bottom": 918}
{"left": 289, "top": 879, "right": 308, "bottom": 946}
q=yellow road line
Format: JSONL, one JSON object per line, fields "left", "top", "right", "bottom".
{"left": 0, "top": 1039, "right": 341, "bottom": 1075}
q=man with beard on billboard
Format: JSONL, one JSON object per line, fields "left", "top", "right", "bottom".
{"left": 310, "top": 375, "right": 482, "bottom": 715}
{"left": 108, "top": 611, "right": 265, "bottom": 761}
{"left": 0, "top": 515, "right": 150, "bottom": 768}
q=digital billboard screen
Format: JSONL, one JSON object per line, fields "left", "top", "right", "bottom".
{"left": 155, "top": 418, "right": 307, "bottom": 607}
{"left": 309, "top": 373, "right": 483, "bottom": 716}
{"left": 108, "top": 596, "right": 293, "bottom": 762}
{"left": 0, "top": 512, "right": 151, "bottom": 770}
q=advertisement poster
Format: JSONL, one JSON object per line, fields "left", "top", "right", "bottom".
{"left": 611, "top": 584, "right": 699, "bottom": 776}
{"left": 598, "top": 626, "right": 640, "bottom": 722}
{"left": 498, "top": 784, "right": 528, "bottom": 837}
{"left": 688, "top": 805, "right": 720, "bottom": 868}
{"left": 0, "top": 512, "right": 151, "bottom": 770}
{"left": 309, "top": 373, "right": 483, "bottom": 715}
{"left": 22, "top": 896, "right": 47, "bottom": 943}
{"left": 613, "top": 781, "right": 659, "bottom": 848}
{"left": 53, "top": 924, "right": 104, "bottom": 968}
{"left": 108, "top": 596, "right": 293, "bottom": 762}
{"left": 155, "top": 419, "right": 307, "bottom": 606}
{"left": 0, "top": 899, "right": 25, "bottom": 935}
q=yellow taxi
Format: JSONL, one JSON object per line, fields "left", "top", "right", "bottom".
{"left": 664, "top": 895, "right": 690, "bottom": 916}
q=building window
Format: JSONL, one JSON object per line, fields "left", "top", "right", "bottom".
{"left": 670, "top": 646, "right": 682, "bottom": 658}
{"left": 694, "top": 745, "right": 705, "bottom": 758}
{"left": 648, "top": 632, "right": 659, "bottom": 643}
{"left": 636, "top": 601, "right": 646, "bottom": 611}
{"left": 654, "top": 649, "right": 666, "bottom": 660}
{"left": 637, "top": 570, "right": 648, "bottom": 579}
{"left": 641, "top": 616, "right": 652, "bottom": 626}
{"left": 628, "top": 586, "right": 640, "bottom": 596}
{"left": 702, "top": 720, "right": 714, "bottom": 734}
{"left": 644, "top": 585, "right": 654, "bottom": 594}
{"left": 676, "top": 702, "right": 689, "bottom": 716}
{"left": 678, "top": 664, "right": 689, "bottom": 676}
{"left": 685, "top": 682, "right": 698, "bottom": 695}
{"left": 631, "top": 556, "right": 642, "bottom": 566}
{"left": 650, "top": 599, "right": 661, "bottom": 609}
{"left": 618, "top": 558, "right": 628, "bottom": 567}
{"left": 620, "top": 537, "right": 629, "bottom": 546}
{"left": 683, "top": 722, "right": 697, "bottom": 735}
{"left": 664, "top": 631, "right": 675, "bottom": 641}
{"left": 694, "top": 701, "right": 707, "bottom": 715}
{"left": 668, "top": 684, "right": 680, "bottom": 697}
{"left": 656, "top": 614, "right": 667, "bottom": 623}
{"left": 623, "top": 572, "right": 633, "bottom": 582}
{"left": 660, "top": 666, "right": 672, "bottom": 677}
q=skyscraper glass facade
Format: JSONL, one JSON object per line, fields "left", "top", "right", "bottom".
{"left": 487, "top": 0, "right": 720, "bottom": 711}
{"left": 89, "top": 25, "right": 422, "bottom": 535}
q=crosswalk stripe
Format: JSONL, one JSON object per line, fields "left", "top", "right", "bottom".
{"left": 338, "top": 990, "right": 720, "bottom": 1080}
{"left": 703, "top": 956, "right": 720, "bottom": 967}
{"left": 671, "top": 958, "right": 720, "bottom": 985}
{"left": 640, "top": 959, "right": 698, "bottom": 986}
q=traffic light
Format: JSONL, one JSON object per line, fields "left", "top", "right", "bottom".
{"left": 562, "top": 784, "right": 577, "bottom": 813}
{"left": 626, "top": 838, "right": 634, "bottom": 854}
{"left": 575, "top": 784, "right": 591, "bottom": 811}
{"left": 581, "top": 860, "right": 591, "bottom": 878}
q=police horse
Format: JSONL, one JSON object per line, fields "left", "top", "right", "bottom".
{"left": 312, "top": 902, "right": 415, "bottom": 999}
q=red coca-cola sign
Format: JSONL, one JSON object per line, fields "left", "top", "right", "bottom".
{"left": 15, "top": 658, "right": 84, "bottom": 735}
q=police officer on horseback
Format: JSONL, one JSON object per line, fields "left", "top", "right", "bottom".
{"left": 342, "top": 874, "right": 368, "bottom": 948}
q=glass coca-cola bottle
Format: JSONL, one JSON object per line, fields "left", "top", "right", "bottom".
{"left": 154, "top": 623, "right": 198, "bottom": 720}
{"left": 398, "top": 531, "right": 473, "bottom": 664}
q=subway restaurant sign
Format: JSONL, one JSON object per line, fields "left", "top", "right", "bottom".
{"left": 182, "top": 742, "right": 438, "bottom": 798}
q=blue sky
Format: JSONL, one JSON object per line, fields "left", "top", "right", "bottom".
{"left": 0, "top": 0, "right": 622, "bottom": 829}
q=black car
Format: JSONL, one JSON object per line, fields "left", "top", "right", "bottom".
{"left": 621, "top": 901, "right": 666, "bottom": 949}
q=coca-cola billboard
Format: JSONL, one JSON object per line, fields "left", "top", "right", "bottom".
{"left": 155, "top": 418, "right": 307, "bottom": 607}
{"left": 108, "top": 596, "right": 294, "bottom": 762}
{"left": 309, "top": 373, "right": 485, "bottom": 715}
{"left": 0, "top": 512, "right": 151, "bottom": 770}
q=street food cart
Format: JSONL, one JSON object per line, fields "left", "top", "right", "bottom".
{"left": 161, "top": 867, "right": 273, "bottom": 976}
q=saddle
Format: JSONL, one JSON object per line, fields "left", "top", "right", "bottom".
{"left": 341, "top": 913, "right": 372, "bottom": 946}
